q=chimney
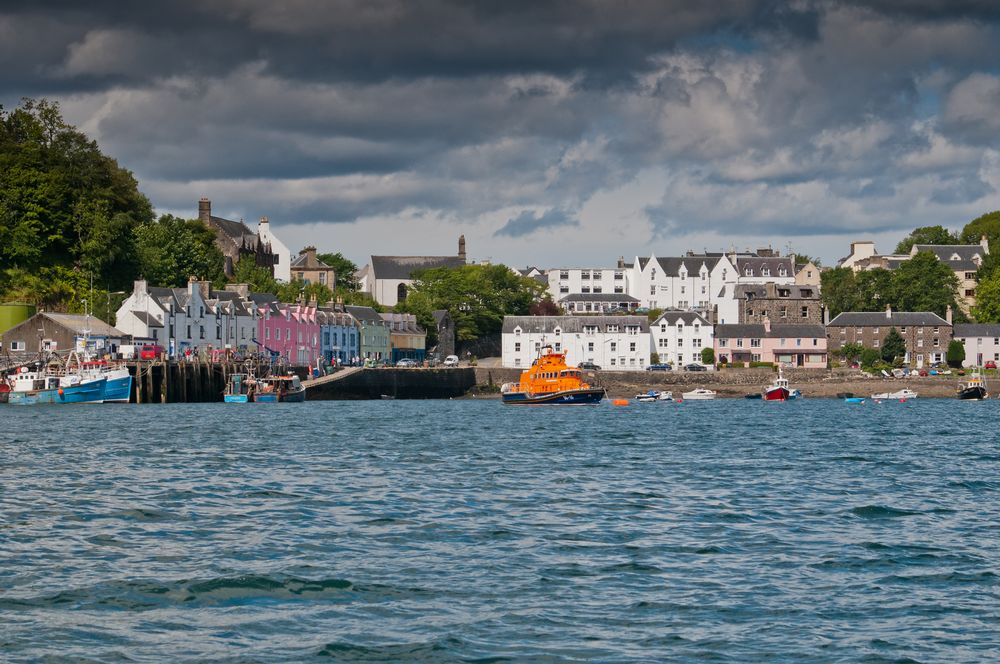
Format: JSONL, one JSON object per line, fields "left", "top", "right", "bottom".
{"left": 885, "top": 304, "right": 892, "bottom": 319}
{"left": 197, "top": 280, "right": 210, "bottom": 301}
{"left": 198, "top": 198, "right": 211, "bottom": 224}
{"left": 946, "top": 305, "right": 953, "bottom": 325}
{"left": 617, "top": 256, "right": 625, "bottom": 269}
{"left": 823, "top": 306, "right": 830, "bottom": 326}
{"left": 765, "top": 282, "right": 776, "bottom": 298}
{"left": 134, "top": 279, "right": 147, "bottom": 297}
{"left": 458, "top": 234, "right": 466, "bottom": 261}
{"left": 763, "top": 316, "right": 771, "bottom": 333}
{"left": 225, "top": 283, "right": 250, "bottom": 298}
{"left": 300, "top": 246, "right": 317, "bottom": 265}
{"left": 981, "top": 234, "right": 990, "bottom": 254}
{"left": 260, "top": 215, "right": 269, "bottom": 225}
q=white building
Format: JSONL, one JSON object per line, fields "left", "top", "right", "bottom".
{"left": 257, "top": 217, "right": 292, "bottom": 283}
{"left": 628, "top": 254, "right": 739, "bottom": 323}
{"left": 546, "top": 266, "right": 631, "bottom": 302}
{"left": 650, "top": 311, "right": 714, "bottom": 367}
{"left": 356, "top": 236, "right": 467, "bottom": 307}
{"left": 115, "top": 279, "right": 259, "bottom": 358}
{"left": 953, "top": 324, "right": 1000, "bottom": 367}
{"left": 501, "top": 315, "right": 651, "bottom": 370}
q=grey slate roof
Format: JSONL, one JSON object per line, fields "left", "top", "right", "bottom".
{"left": 370, "top": 255, "right": 465, "bottom": 280}
{"left": 503, "top": 315, "right": 649, "bottom": 334}
{"left": 953, "top": 324, "right": 1000, "bottom": 338}
{"left": 643, "top": 255, "right": 722, "bottom": 275}
{"left": 42, "top": 312, "right": 126, "bottom": 337}
{"left": 828, "top": 312, "right": 950, "bottom": 327}
{"left": 652, "top": 311, "right": 712, "bottom": 327}
{"left": 131, "top": 311, "right": 163, "bottom": 328}
{"left": 715, "top": 323, "right": 826, "bottom": 338}
{"left": 913, "top": 244, "right": 985, "bottom": 271}
{"left": 732, "top": 256, "right": 796, "bottom": 277}
{"left": 345, "top": 305, "right": 386, "bottom": 324}
{"left": 558, "top": 293, "right": 640, "bottom": 303}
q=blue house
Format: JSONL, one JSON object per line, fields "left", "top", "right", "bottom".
{"left": 319, "top": 307, "right": 360, "bottom": 365}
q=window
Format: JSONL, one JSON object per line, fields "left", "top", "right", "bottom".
{"left": 750, "top": 338, "right": 761, "bottom": 348}
{"left": 796, "top": 338, "right": 802, "bottom": 346}
{"left": 719, "top": 338, "right": 728, "bottom": 346}
{"left": 607, "top": 324, "right": 619, "bottom": 333}
{"left": 610, "top": 358, "right": 616, "bottom": 366}
{"left": 610, "top": 342, "right": 617, "bottom": 351}
{"left": 560, "top": 285, "right": 569, "bottom": 293}
{"left": 593, "top": 271, "right": 602, "bottom": 279}
{"left": 554, "top": 328, "right": 561, "bottom": 336}
{"left": 514, "top": 328, "right": 521, "bottom": 336}
{"left": 800, "top": 306, "right": 808, "bottom": 318}
{"left": 659, "top": 338, "right": 667, "bottom": 348}
{"left": 554, "top": 343, "right": 561, "bottom": 351}
{"left": 614, "top": 286, "right": 624, "bottom": 293}
{"left": 660, "top": 324, "right": 667, "bottom": 332}
{"left": 559, "top": 271, "right": 568, "bottom": 280}
{"left": 693, "top": 338, "right": 701, "bottom": 347}
{"left": 676, "top": 338, "right": 683, "bottom": 347}
{"left": 650, "top": 285, "right": 656, "bottom": 295}
{"left": 751, "top": 353, "right": 761, "bottom": 362}
{"left": 933, "top": 327, "right": 939, "bottom": 334}
{"left": 779, "top": 306, "right": 787, "bottom": 318}
{"left": 593, "top": 286, "right": 602, "bottom": 293}
{"left": 966, "top": 272, "right": 976, "bottom": 280}
{"left": 874, "top": 327, "right": 879, "bottom": 334}
{"left": 736, "top": 339, "right": 744, "bottom": 348}
{"left": 588, "top": 342, "right": 595, "bottom": 352}
{"left": 812, "top": 338, "right": 818, "bottom": 346}
{"left": 320, "top": 272, "right": 327, "bottom": 285}
{"left": 186, "top": 325, "right": 191, "bottom": 338}
{"left": 286, "top": 328, "right": 291, "bottom": 341}
{"left": 266, "top": 327, "right": 271, "bottom": 340}
{"left": 581, "top": 286, "right": 590, "bottom": 293}
{"left": 615, "top": 271, "right": 623, "bottom": 280}
{"left": 200, "top": 327, "right": 205, "bottom": 339}
{"left": 216, "top": 326, "right": 221, "bottom": 340}
{"left": 630, "top": 342, "right": 636, "bottom": 352}
{"left": 900, "top": 327, "right": 907, "bottom": 333}
{"left": 762, "top": 267, "right": 770, "bottom": 276}
{"left": 9, "top": 340, "right": 24, "bottom": 351}
{"left": 917, "top": 339, "right": 923, "bottom": 348}
{"left": 933, "top": 338, "right": 940, "bottom": 347}
{"left": 298, "top": 331, "right": 303, "bottom": 343}
{"left": 874, "top": 339, "right": 880, "bottom": 347}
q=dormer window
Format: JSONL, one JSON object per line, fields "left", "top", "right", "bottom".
{"left": 744, "top": 267, "right": 752, "bottom": 276}
{"left": 554, "top": 327, "right": 561, "bottom": 336}
{"left": 762, "top": 267, "right": 770, "bottom": 277}
{"left": 778, "top": 267, "right": 787, "bottom": 276}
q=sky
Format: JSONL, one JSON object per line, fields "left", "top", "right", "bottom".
{"left": 5, "top": 1, "right": 1000, "bottom": 269}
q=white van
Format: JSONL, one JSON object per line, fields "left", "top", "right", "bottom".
{"left": 443, "top": 355, "right": 459, "bottom": 366}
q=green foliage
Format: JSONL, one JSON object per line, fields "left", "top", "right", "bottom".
{"left": 749, "top": 361, "right": 775, "bottom": 369}
{"left": 0, "top": 98, "right": 153, "bottom": 290}
{"left": 134, "top": 215, "right": 227, "bottom": 288}
{"left": 973, "top": 270, "right": 1000, "bottom": 323}
{"left": 881, "top": 327, "right": 905, "bottom": 363}
{"left": 791, "top": 253, "right": 821, "bottom": 268}
{"left": 394, "top": 290, "right": 438, "bottom": 347}
{"left": 646, "top": 307, "right": 663, "bottom": 322}
{"left": 894, "top": 225, "right": 958, "bottom": 254}
{"left": 976, "top": 251, "right": 1000, "bottom": 283}
{"left": 317, "top": 252, "right": 359, "bottom": 290}
{"left": 405, "top": 264, "right": 546, "bottom": 341}
{"left": 838, "top": 342, "right": 864, "bottom": 363}
{"left": 822, "top": 255, "right": 961, "bottom": 321}
{"left": 529, "top": 296, "right": 562, "bottom": 316}
{"left": 820, "top": 267, "right": 859, "bottom": 318}
{"left": 700, "top": 347, "right": 715, "bottom": 365}
{"left": 232, "top": 257, "right": 334, "bottom": 305}
{"left": 959, "top": 210, "right": 1000, "bottom": 248}
{"left": 947, "top": 339, "right": 966, "bottom": 366}
{"left": 650, "top": 351, "right": 660, "bottom": 364}
{"left": 859, "top": 347, "right": 881, "bottom": 368}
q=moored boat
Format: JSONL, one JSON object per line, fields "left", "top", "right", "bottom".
{"left": 681, "top": 388, "right": 716, "bottom": 400}
{"left": 763, "top": 369, "right": 796, "bottom": 401}
{"left": 79, "top": 360, "right": 132, "bottom": 403}
{"left": 634, "top": 389, "right": 673, "bottom": 402}
{"left": 957, "top": 368, "right": 988, "bottom": 400}
{"left": 501, "top": 346, "right": 605, "bottom": 405}
{"left": 4, "top": 366, "right": 106, "bottom": 405}
{"left": 224, "top": 373, "right": 250, "bottom": 403}
{"left": 254, "top": 374, "right": 306, "bottom": 402}
{"left": 871, "top": 388, "right": 918, "bottom": 400}
{"left": 844, "top": 397, "right": 866, "bottom": 404}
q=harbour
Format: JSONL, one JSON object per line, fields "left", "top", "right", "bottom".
{"left": 2, "top": 398, "right": 998, "bottom": 662}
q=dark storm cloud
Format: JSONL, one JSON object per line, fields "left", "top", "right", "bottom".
{"left": 495, "top": 208, "right": 578, "bottom": 238}
{"left": 4, "top": 1, "right": 1000, "bottom": 263}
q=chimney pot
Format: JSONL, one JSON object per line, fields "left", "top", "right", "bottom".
{"left": 946, "top": 304, "right": 953, "bottom": 325}
{"left": 198, "top": 198, "right": 211, "bottom": 224}
{"left": 886, "top": 304, "right": 892, "bottom": 319}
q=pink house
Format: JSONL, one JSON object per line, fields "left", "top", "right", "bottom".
{"left": 714, "top": 320, "right": 828, "bottom": 368}
{"left": 257, "top": 301, "right": 321, "bottom": 366}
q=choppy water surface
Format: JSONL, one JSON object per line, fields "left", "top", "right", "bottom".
{"left": 2, "top": 399, "right": 1000, "bottom": 662}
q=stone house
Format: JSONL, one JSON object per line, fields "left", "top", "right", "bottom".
{"left": 795, "top": 261, "right": 822, "bottom": 286}
{"left": 291, "top": 246, "right": 336, "bottom": 289}
{"left": 198, "top": 198, "right": 291, "bottom": 281}
{"left": 909, "top": 239, "right": 988, "bottom": 314}
{"left": 501, "top": 315, "right": 650, "bottom": 370}
{"left": 736, "top": 283, "right": 823, "bottom": 325}
{"left": 826, "top": 307, "right": 953, "bottom": 368}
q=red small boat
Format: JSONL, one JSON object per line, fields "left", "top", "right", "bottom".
{"left": 763, "top": 372, "right": 791, "bottom": 401}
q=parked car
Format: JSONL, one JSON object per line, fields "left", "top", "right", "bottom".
{"left": 646, "top": 364, "right": 672, "bottom": 371}
{"left": 986, "top": 361, "right": 997, "bottom": 369}
{"left": 396, "top": 358, "right": 418, "bottom": 367}
{"left": 139, "top": 344, "right": 165, "bottom": 360}
{"left": 578, "top": 361, "right": 601, "bottom": 370}
{"left": 443, "top": 355, "right": 460, "bottom": 366}
{"left": 683, "top": 363, "right": 708, "bottom": 372}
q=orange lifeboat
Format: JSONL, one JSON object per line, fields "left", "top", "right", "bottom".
{"left": 500, "top": 346, "right": 605, "bottom": 405}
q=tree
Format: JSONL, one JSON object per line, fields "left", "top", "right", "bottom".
{"left": 860, "top": 347, "right": 881, "bottom": 369}
{"left": 894, "top": 225, "right": 959, "bottom": 254}
{"left": 820, "top": 267, "right": 860, "bottom": 318}
{"left": 946, "top": 339, "right": 966, "bottom": 368}
{"left": 838, "top": 342, "right": 863, "bottom": 364}
{"left": 855, "top": 268, "right": 897, "bottom": 311}
{"left": 134, "top": 215, "right": 227, "bottom": 288}
{"left": 973, "top": 270, "right": 1000, "bottom": 323}
{"left": 405, "top": 264, "right": 546, "bottom": 340}
{"left": 529, "top": 296, "right": 562, "bottom": 316}
{"left": 394, "top": 290, "right": 438, "bottom": 347}
{"left": 791, "top": 252, "right": 821, "bottom": 267}
{"left": 646, "top": 307, "right": 663, "bottom": 322}
{"left": 317, "top": 252, "right": 359, "bottom": 291}
{"left": 701, "top": 347, "right": 715, "bottom": 365}
{"left": 960, "top": 210, "right": 1000, "bottom": 249}
{"left": 881, "top": 327, "right": 905, "bottom": 363}
{"left": 892, "top": 251, "right": 961, "bottom": 319}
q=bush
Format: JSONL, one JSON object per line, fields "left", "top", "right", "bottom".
{"left": 859, "top": 347, "right": 881, "bottom": 368}
{"left": 946, "top": 339, "right": 965, "bottom": 368}
{"left": 749, "top": 361, "right": 776, "bottom": 369}
{"left": 700, "top": 347, "right": 715, "bottom": 365}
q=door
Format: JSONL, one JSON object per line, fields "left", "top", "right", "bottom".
{"left": 797, "top": 354, "right": 804, "bottom": 367}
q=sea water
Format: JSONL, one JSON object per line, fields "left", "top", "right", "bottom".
{"left": 2, "top": 399, "right": 999, "bottom": 662}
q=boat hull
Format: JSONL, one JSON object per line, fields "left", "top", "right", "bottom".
{"left": 102, "top": 372, "right": 132, "bottom": 403}
{"left": 502, "top": 388, "right": 605, "bottom": 405}
{"left": 224, "top": 394, "right": 249, "bottom": 403}
{"left": 957, "top": 386, "right": 988, "bottom": 400}
{"left": 764, "top": 387, "right": 790, "bottom": 401}
{"left": 7, "top": 378, "right": 106, "bottom": 405}
{"left": 681, "top": 390, "right": 716, "bottom": 400}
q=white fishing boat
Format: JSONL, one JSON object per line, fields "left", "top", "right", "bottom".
{"left": 634, "top": 389, "right": 673, "bottom": 402}
{"left": 870, "top": 388, "right": 918, "bottom": 400}
{"left": 681, "top": 388, "right": 716, "bottom": 401}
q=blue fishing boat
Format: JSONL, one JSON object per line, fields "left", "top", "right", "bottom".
{"left": 253, "top": 374, "right": 306, "bottom": 403}
{"left": 844, "top": 397, "right": 866, "bottom": 404}
{"left": 5, "top": 368, "right": 106, "bottom": 405}
{"left": 224, "top": 373, "right": 250, "bottom": 403}
{"left": 80, "top": 361, "right": 132, "bottom": 403}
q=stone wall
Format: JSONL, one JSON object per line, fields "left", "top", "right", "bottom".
{"left": 306, "top": 367, "right": 476, "bottom": 400}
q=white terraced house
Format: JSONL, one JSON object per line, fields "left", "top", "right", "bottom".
{"left": 546, "top": 266, "right": 631, "bottom": 303}
{"left": 953, "top": 324, "right": 1000, "bottom": 368}
{"left": 501, "top": 315, "right": 651, "bottom": 370}
{"left": 650, "top": 311, "right": 714, "bottom": 367}
{"left": 628, "top": 253, "right": 739, "bottom": 323}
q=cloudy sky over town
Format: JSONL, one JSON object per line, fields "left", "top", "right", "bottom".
{"left": 5, "top": 1, "right": 1000, "bottom": 267}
